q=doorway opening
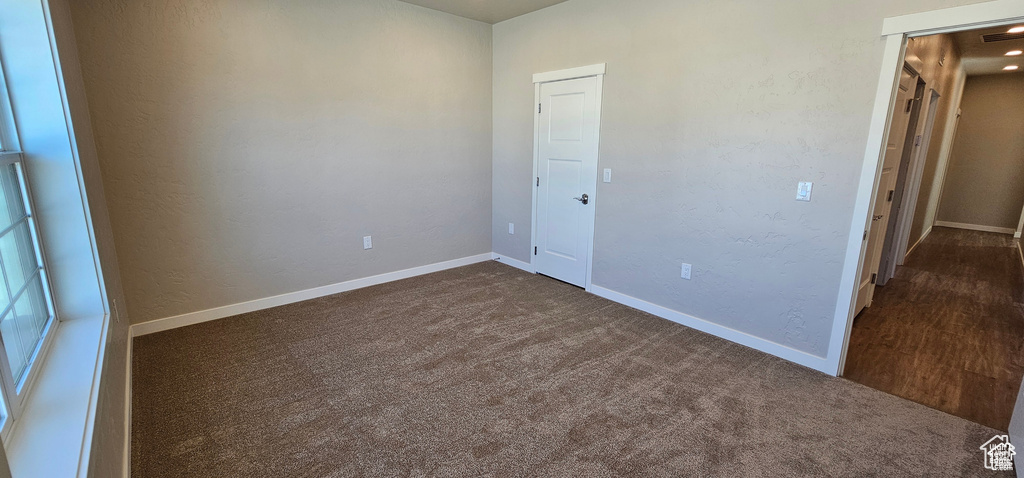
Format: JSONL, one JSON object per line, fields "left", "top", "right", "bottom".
{"left": 841, "top": 21, "right": 1024, "bottom": 431}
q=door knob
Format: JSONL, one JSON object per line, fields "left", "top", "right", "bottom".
{"left": 573, "top": 194, "right": 589, "bottom": 205}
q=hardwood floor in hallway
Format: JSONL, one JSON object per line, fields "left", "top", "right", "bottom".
{"left": 844, "top": 227, "right": 1024, "bottom": 431}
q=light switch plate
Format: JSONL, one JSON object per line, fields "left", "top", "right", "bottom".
{"left": 796, "top": 181, "right": 813, "bottom": 202}
{"left": 508, "top": 223, "right": 514, "bottom": 235}
{"left": 681, "top": 263, "right": 692, "bottom": 280}
{"left": 363, "top": 236, "right": 372, "bottom": 250}
{"left": 603, "top": 169, "right": 612, "bottom": 183}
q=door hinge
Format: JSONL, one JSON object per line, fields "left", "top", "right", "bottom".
{"left": 534, "top": 246, "right": 538, "bottom": 255}
{"left": 870, "top": 273, "right": 877, "bottom": 284}
{"left": 536, "top": 177, "right": 540, "bottom": 187}
{"left": 538, "top": 103, "right": 542, "bottom": 114}
{"left": 863, "top": 230, "right": 868, "bottom": 240}
{"left": 887, "top": 190, "right": 894, "bottom": 202}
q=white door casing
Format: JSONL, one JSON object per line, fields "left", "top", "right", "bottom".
{"left": 879, "top": 78, "right": 927, "bottom": 285}
{"left": 855, "top": 64, "right": 918, "bottom": 314}
{"left": 892, "top": 89, "right": 941, "bottom": 267}
{"left": 532, "top": 68, "right": 604, "bottom": 288}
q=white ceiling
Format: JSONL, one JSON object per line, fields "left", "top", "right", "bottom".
{"left": 397, "top": 0, "right": 571, "bottom": 24}
{"left": 954, "top": 24, "right": 1024, "bottom": 76}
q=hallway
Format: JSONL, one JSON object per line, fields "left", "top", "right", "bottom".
{"left": 844, "top": 227, "right": 1024, "bottom": 430}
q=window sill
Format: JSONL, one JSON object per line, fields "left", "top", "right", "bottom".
{"left": 5, "top": 313, "right": 109, "bottom": 477}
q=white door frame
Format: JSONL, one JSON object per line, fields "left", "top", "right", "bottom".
{"left": 1016, "top": 183, "right": 1024, "bottom": 237}
{"left": 890, "top": 87, "right": 939, "bottom": 271}
{"left": 530, "top": 63, "right": 605, "bottom": 291}
{"left": 1016, "top": 201, "right": 1024, "bottom": 238}
{"left": 830, "top": 0, "right": 1024, "bottom": 376}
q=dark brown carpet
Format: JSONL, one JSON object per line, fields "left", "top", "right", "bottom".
{"left": 133, "top": 261, "right": 1010, "bottom": 477}
{"left": 845, "top": 227, "right": 1024, "bottom": 431}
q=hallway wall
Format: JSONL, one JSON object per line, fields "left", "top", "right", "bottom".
{"left": 937, "top": 73, "right": 1024, "bottom": 231}
{"left": 905, "top": 34, "right": 966, "bottom": 248}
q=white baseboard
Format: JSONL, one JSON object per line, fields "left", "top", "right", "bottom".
{"left": 588, "top": 285, "right": 832, "bottom": 374}
{"left": 490, "top": 253, "right": 534, "bottom": 273}
{"left": 904, "top": 226, "right": 932, "bottom": 260}
{"left": 934, "top": 221, "right": 1015, "bottom": 235}
{"left": 122, "top": 335, "right": 132, "bottom": 478}
{"left": 129, "top": 254, "right": 831, "bottom": 400}
{"left": 130, "top": 253, "right": 493, "bottom": 337}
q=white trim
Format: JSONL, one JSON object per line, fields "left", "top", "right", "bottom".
{"left": 905, "top": 226, "right": 932, "bottom": 260}
{"left": 1015, "top": 239, "right": 1024, "bottom": 272}
{"left": 933, "top": 220, "right": 1015, "bottom": 235}
{"left": 1, "top": 319, "right": 61, "bottom": 442}
{"left": 6, "top": 314, "right": 107, "bottom": 478}
{"left": 584, "top": 74, "right": 603, "bottom": 293}
{"left": 589, "top": 285, "right": 831, "bottom": 373}
{"left": 122, "top": 334, "right": 131, "bottom": 478}
{"left": 529, "top": 82, "right": 541, "bottom": 281}
{"left": 882, "top": 0, "right": 1024, "bottom": 36}
{"left": 490, "top": 253, "right": 535, "bottom": 273}
{"left": 532, "top": 63, "right": 606, "bottom": 84}
{"left": 131, "top": 254, "right": 493, "bottom": 337}
{"left": 834, "top": 0, "right": 1024, "bottom": 377}
{"left": 1016, "top": 194, "right": 1024, "bottom": 238}
{"left": 77, "top": 314, "right": 110, "bottom": 477}
{"left": 1015, "top": 241, "right": 1024, "bottom": 272}
{"left": 530, "top": 65, "right": 605, "bottom": 291}
{"left": 892, "top": 88, "right": 940, "bottom": 268}
{"left": 829, "top": 34, "right": 907, "bottom": 376}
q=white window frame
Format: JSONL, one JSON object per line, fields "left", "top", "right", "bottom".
{"left": 0, "top": 51, "right": 61, "bottom": 443}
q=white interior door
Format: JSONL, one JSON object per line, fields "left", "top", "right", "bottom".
{"left": 534, "top": 76, "right": 601, "bottom": 287}
{"left": 856, "top": 64, "right": 918, "bottom": 314}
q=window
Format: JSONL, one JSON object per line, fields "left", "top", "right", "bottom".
{"left": 0, "top": 158, "right": 54, "bottom": 381}
{"left": 0, "top": 57, "right": 57, "bottom": 440}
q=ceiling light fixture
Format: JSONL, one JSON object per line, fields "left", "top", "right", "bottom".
{"left": 1005, "top": 65, "right": 1020, "bottom": 71}
{"left": 1009, "top": 26, "right": 1024, "bottom": 33}
{"left": 1008, "top": 50, "right": 1024, "bottom": 56}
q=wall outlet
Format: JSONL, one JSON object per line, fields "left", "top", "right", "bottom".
{"left": 363, "top": 236, "right": 372, "bottom": 250}
{"left": 603, "top": 168, "right": 612, "bottom": 183}
{"left": 508, "top": 223, "right": 515, "bottom": 235}
{"left": 681, "top": 263, "right": 692, "bottom": 280}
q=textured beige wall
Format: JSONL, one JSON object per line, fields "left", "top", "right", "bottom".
{"left": 492, "top": 0, "right": 988, "bottom": 357}
{"left": 937, "top": 73, "right": 1024, "bottom": 229}
{"left": 906, "top": 34, "right": 965, "bottom": 247}
{"left": 69, "top": 0, "right": 494, "bottom": 325}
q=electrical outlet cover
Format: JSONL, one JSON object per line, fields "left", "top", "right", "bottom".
{"left": 796, "top": 181, "right": 813, "bottom": 202}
